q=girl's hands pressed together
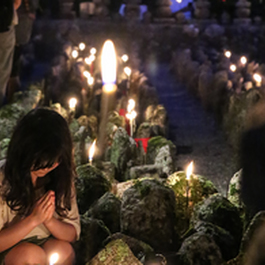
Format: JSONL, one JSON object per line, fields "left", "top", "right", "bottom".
{"left": 30, "top": 191, "right": 55, "bottom": 226}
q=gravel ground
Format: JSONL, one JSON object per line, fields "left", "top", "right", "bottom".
{"left": 146, "top": 63, "right": 239, "bottom": 196}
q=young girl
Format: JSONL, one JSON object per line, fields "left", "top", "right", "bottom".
{"left": 0, "top": 108, "right": 80, "bottom": 264}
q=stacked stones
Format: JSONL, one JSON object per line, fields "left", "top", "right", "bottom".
{"left": 124, "top": 0, "right": 141, "bottom": 20}
{"left": 194, "top": 0, "right": 210, "bottom": 19}
{"left": 59, "top": 0, "right": 75, "bottom": 18}
{"left": 93, "top": 0, "right": 110, "bottom": 17}
{"left": 235, "top": 0, "right": 251, "bottom": 24}
{"left": 154, "top": 0, "right": 172, "bottom": 18}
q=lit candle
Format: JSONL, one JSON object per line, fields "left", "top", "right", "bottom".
{"left": 127, "top": 99, "right": 135, "bottom": 113}
{"left": 121, "top": 54, "right": 129, "bottom": 63}
{"left": 89, "top": 140, "right": 96, "bottom": 165}
{"left": 69, "top": 97, "right": 77, "bottom": 112}
{"left": 186, "top": 161, "right": 193, "bottom": 214}
{"left": 72, "top": 50, "right": 79, "bottom": 59}
{"left": 126, "top": 110, "right": 137, "bottom": 137}
{"left": 98, "top": 40, "right": 117, "bottom": 157}
{"left": 225, "top": 51, "right": 232, "bottom": 58}
{"left": 79, "top": 42, "right": 86, "bottom": 51}
{"left": 88, "top": 76, "right": 94, "bottom": 86}
{"left": 253, "top": 73, "right": 262, "bottom": 87}
{"left": 83, "top": 71, "right": 91, "bottom": 79}
{"left": 240, "top": 56, "right": 247, "bottom": 65}
{"left": 49, "top": 253, "right": 59, "bottom": 265}
{"left": 230, "top": 64, "right": 237, "bottom": 72}
{"left": 90, "top": 47, "right": 97, "bottom": 55}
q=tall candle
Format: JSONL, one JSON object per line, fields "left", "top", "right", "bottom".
{"left": 98, "top": 40, "right": 117, "bottom": 157}
{"left": 186, "top": 161, "right": 193, "bottom": 214}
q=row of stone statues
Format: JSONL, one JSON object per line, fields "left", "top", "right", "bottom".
{"left": 58, "top": 0, "right": 252, "bottom": 21}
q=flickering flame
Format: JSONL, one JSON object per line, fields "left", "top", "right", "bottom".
{"left": 124, "top": 67, "right": 132, "bottom": 77}
{"left": 225, "top": 51, "right": 232, "bottom": 58}
{"left": 126, "top": 110, "right": 137, "bottom": 120}
{"left": 90, "top": 47, "right": 97, "bottom": 55}
{"left": 83, "top": 71, "right": 91, "bottom": 78}
{"left": 88, "top": 76, "right": 94, "bottom": 86}
{"left": 89, "top": 140, "right": 96, "bottom": 164}
{"left": 85, "top": 57, "right": 91, "bottom": 65}
{"left": 176, "top": 0, "right": 182, "bottom": 3}
{"left": 72, "top": 50, "right": 79, "bottom": 59}
{"left": 79, "top": 42, "right": 86, "bottom": 51}
{"left": 69, "top": 98, "right": 77, "bottom": 111}
{"left": 240, "top": 56, "right": 247, "bottom": 65}
{"left": 89, "top": 54, "right": 96, "bottom": 62}
{"left": 230, "top": 64, "right": 237, "bottom": 72}
{"left": 101, "top": 40, "right": 117, "bottom": 85}
{"left": 186, "top": 161, "right": 193, "bottom": 181}
{"left": 127, "top": 99, "right": 135, "bottom": 113}
{"left": 254, "top": 73, "right": 262, "bottom": 83}
{"left": 121, "top": 54, "right": 129, "bottom": 62}
{"left": 49, "top": 253, "right": 59, "bottom": 265}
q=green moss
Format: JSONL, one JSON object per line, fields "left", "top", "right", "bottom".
{"left": 229, "top": 183, "right": 237, "bottom": 196}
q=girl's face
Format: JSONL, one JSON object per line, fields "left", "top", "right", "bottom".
{"left": 31, "top": 162, "right": 59, "bottom": 185}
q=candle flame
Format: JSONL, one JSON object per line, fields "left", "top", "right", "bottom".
{"left": 89, "top": 140, "right": 96, "bottom": 163}
{"left": 124, "top": 67, "right": 132, "bottom": 77}
{"left": 72, "top": 50, "right": 79, "bottom": 59}
{"left": 230, "top": 64, "right": 237, "bottom": 72}
{"left": 101, "top": 40, "right": 117, "bottom": 85}
{"left": 69, "top": 98, "right": 77, "bottom": 110}
{"left": 88, "top": 76, "right": 94, "bottom": 86}
{"left": 85, "top": 57, "right": 92, "bottom": 65}
{"left": 50, "top": 253, "right": 59, "bottom": 265}
{"left": 176, "top": 0, "right": 182, "bottom": 3}
{"left": 127, "top": 99, "right": 135, "bottom": 113}
{"left": 225, "top": 51, "right": 232, "bottom": 58}
{"left": 126, "top": 110, "right": 137, "bottom": 120}
{"left": 186, "top": 161, "right": 193, "bottom": 180}
{"left": 240, "top": 56, "right": 247, "bottom": 65}
{"left": 89, "top": 54, "right": 96, "bottom": 62}
{"left": 254, "top": 73, "right": 262, "bottom": 83}
{"left": 121, "top": 54, "right": 129, "bottom": 62}
{"left": 79, "top": 42, "right": 86, "bottom": 51}
{"left": 90, "top": 47, "right": 97, "bottom": 55}
{"left": 83, "top": 71, "right": 91, "bottom": 78}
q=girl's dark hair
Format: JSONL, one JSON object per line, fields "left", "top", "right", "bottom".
{"left": 3, "top": 108, "right": 75, "bottom": 217}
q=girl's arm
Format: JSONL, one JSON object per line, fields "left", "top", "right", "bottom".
{"left": 0, "top": 215, "right": 37, "bottom": 252}
{"left": 44, "top": 218, "right": 77, "bottom": 242}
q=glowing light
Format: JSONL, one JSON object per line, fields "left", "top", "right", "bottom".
{"left": 90, "top": 47, "right": 97, "bottom": 55}
{"left": 176, "top": 0, "right": 182, "bottom": 2}
{"left": 240, "top": 56, "right": 247, "bottom": 65}
{"left": 124, "top": 67, "right": 132, "bottom": 77}
{"left": 127, "top": 99, "right": 135, "bottom": 113}
{"left": 79, "top": 42, "right": 86, "bottom": 51}
{"left": 83, "top": 71, "right": 91, "bottom": 78}
{"left": 49, "top": 253, "right": 59, "bottom": 265}
{"left": 126, "top": 110, "right": 137, "bottom": 137}
{"left": 225, "top": 51, "right": 232, "bottom": 58}
{"left": 254, "top": 73, "right": 262, "bottom": 87}
{"left": 69, "top": 98, "right": 77, "bottom": 111}
{"left": 186, "top": 161, "right": 193, "bottom": 181}
{"left": 101, "top": 40, "right": 117, "bottom": 86}
{"left": 85, "top": 57, "right": 92, "bottom": 65}
{"left": 230, "top": 64, "right": 237, "bottom": 72}
{"left": 89, "top": 54, "right": 96, "bottom": 62}
{"left": 121, "top": 54, "right": 129, "bottom": 62}
{"left": 89, "top": 140, "right": 96, "bottom": 165}
{"left": 72, "top": 50, "right": 79, "bottom": 59}
{"left": 88, "top": 76, "right": 94, "bottom": 86}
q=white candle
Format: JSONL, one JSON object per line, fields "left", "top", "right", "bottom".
{"left": 185, "top": 161, "right": 193, "bottom": 212}
{"left": 98, "top": 40, "right": 117, "bottom": 156}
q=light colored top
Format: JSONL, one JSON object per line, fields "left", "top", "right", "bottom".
{"left": 0, "top": 172, "right": 81, "bottom": 241}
